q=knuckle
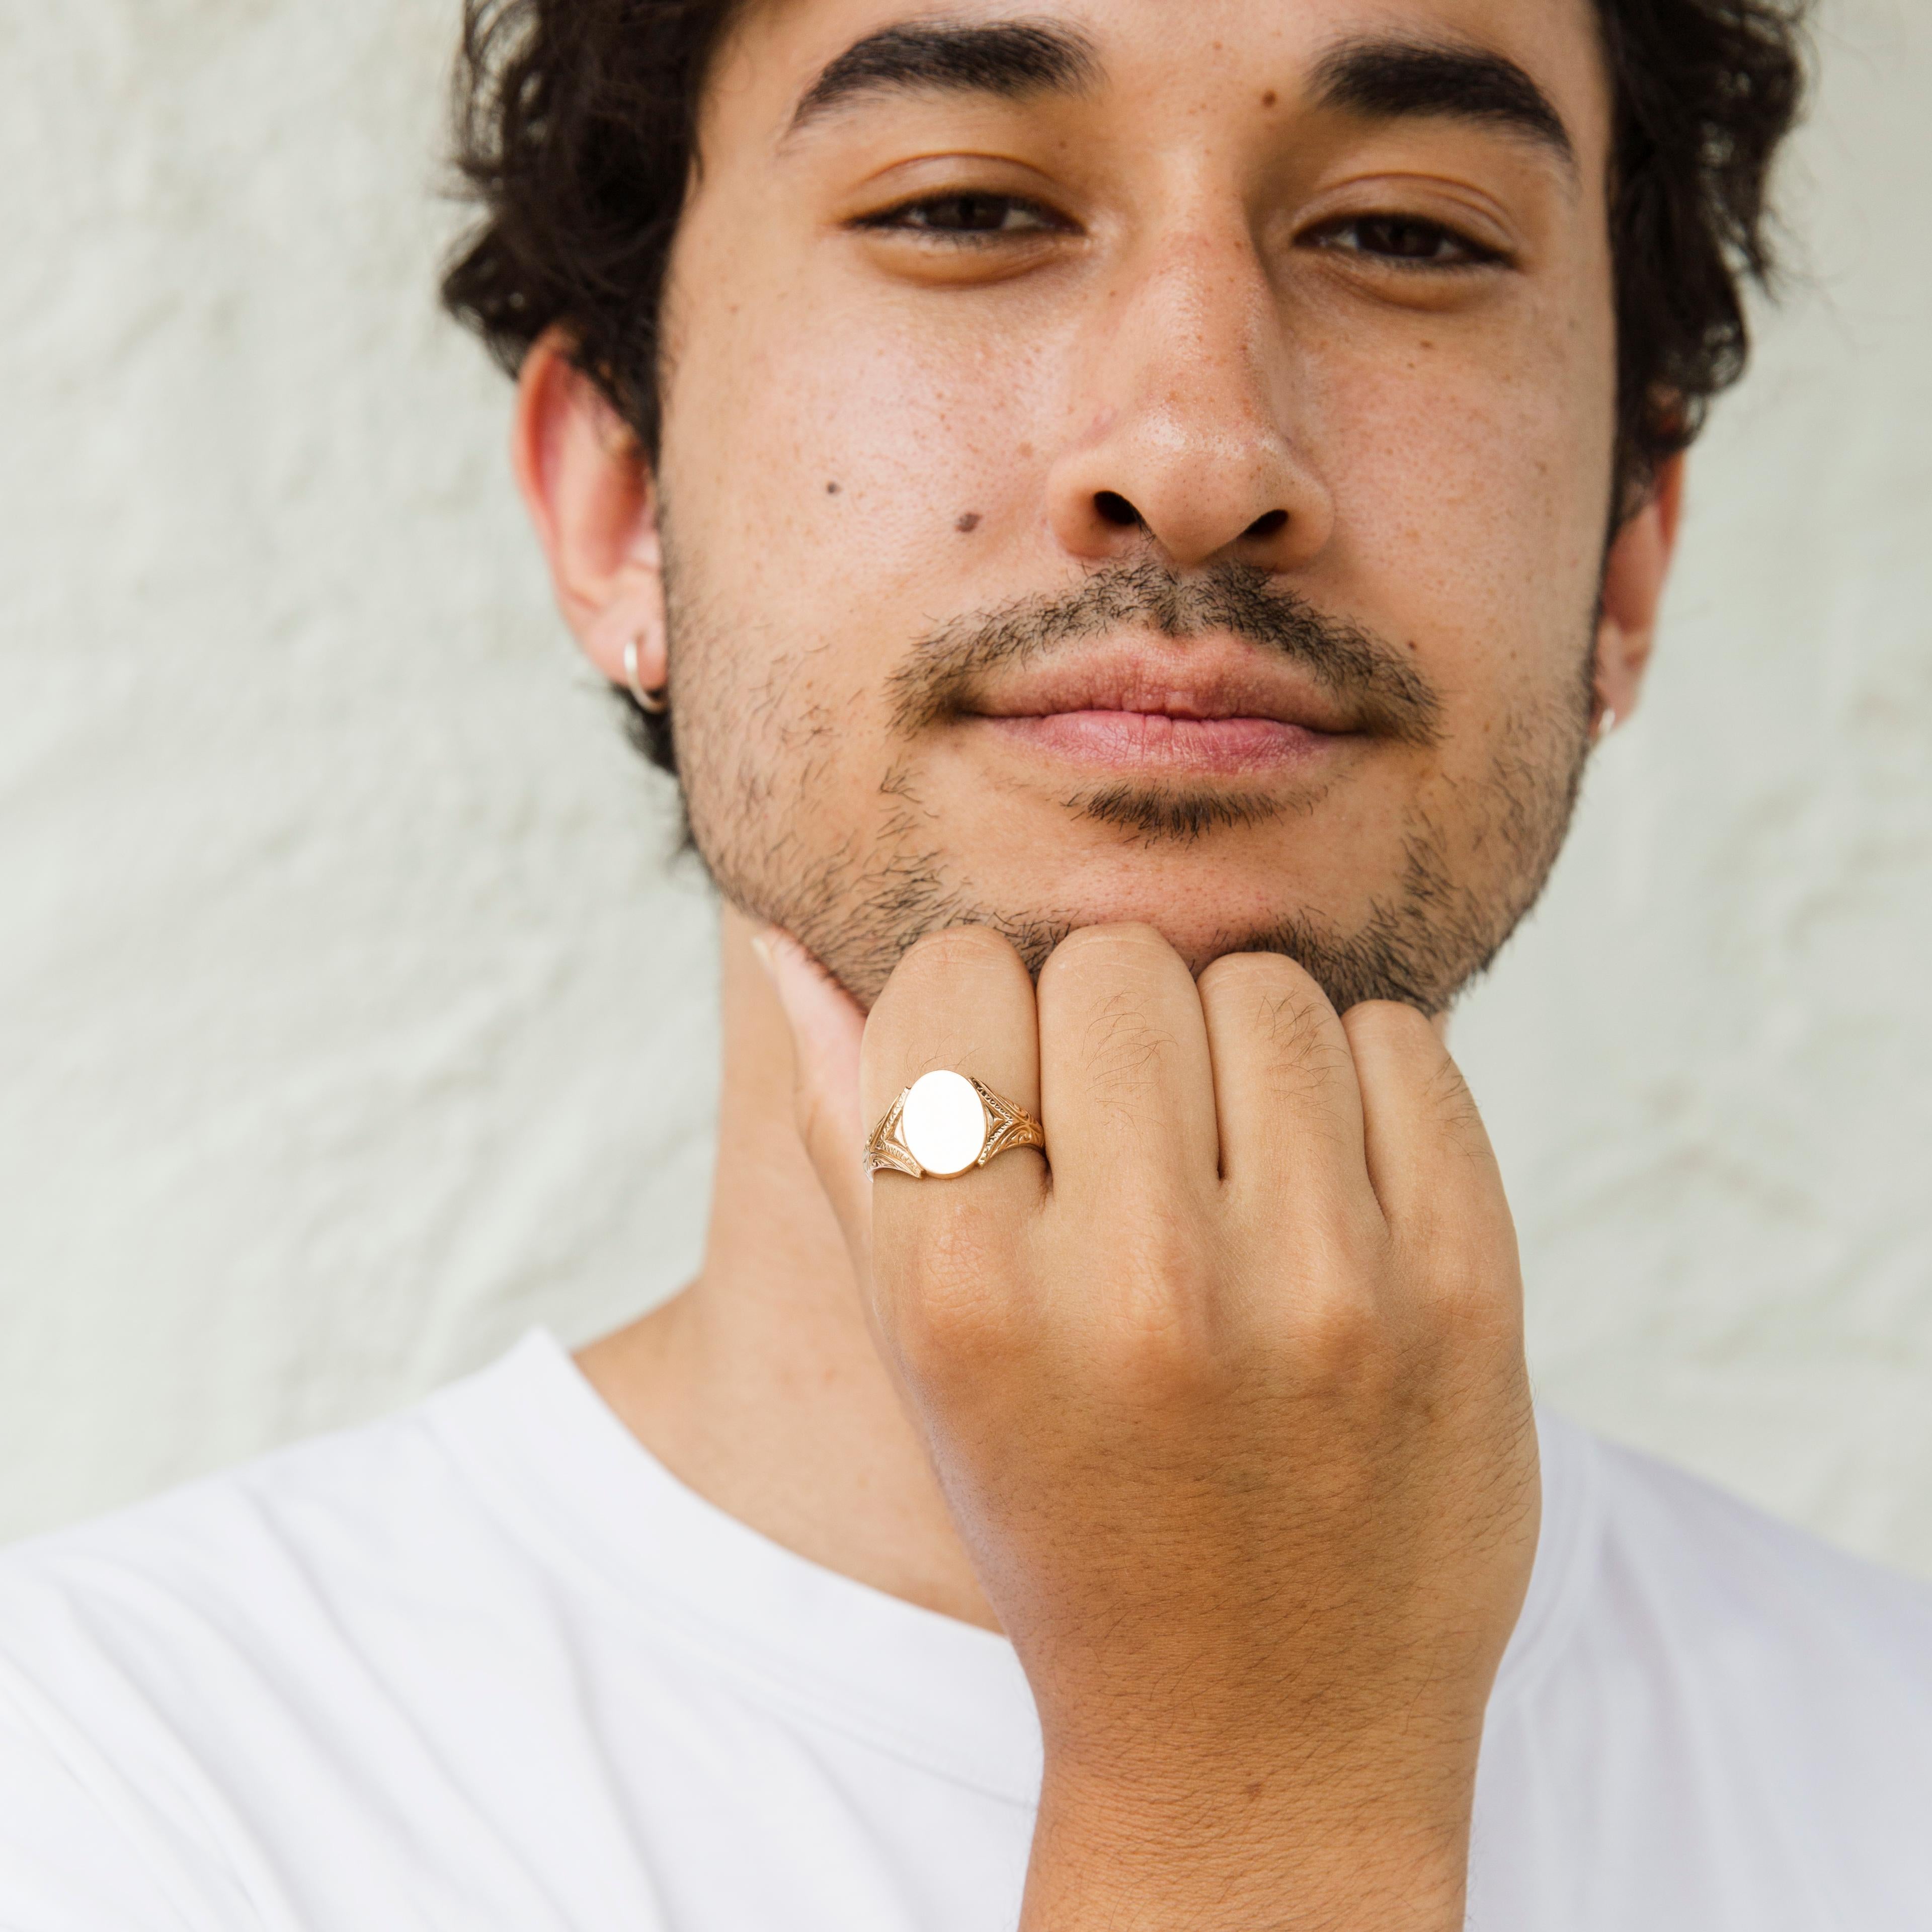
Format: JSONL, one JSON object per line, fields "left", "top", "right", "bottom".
{"left": 1406, "top": 1223, "right": 1521, "bottom": 1332}
{"left": 1066, "top": 1210, "right": 1225, "bottom": 1391}
{"left": 869, "top": 924, "right": 1035, "bottom": 1092}
{"left": 1197, "top": 948, "right": 1319, "bottom": 1010}
{"left": 892, "top": 922, "right": 1024, "bottom": 991}
{"left": 1080, "top": 992, "right": 1182, "bottom": 1090}
{"left": 1271, "top": 1221, "right": 1405, "bottom": 1377}
{"left": 1113, "top": 1218, "right": 1211, "bottom": 1309}
{"left": 1205, "top": 954, "right": 1351, "bottom": 1100}
{"left": 1341, "top": 997, "right": 1436, "bottom": 1055}
{"left": 1092, "top": 1289, "right": 1225, "bottom": 1403}
{"left": 1280, "top": 1286, "right": 1393, "bottom": 1404}
{"left": 879, "top": 1213, "right": 1021, "bottom": 1371}
{"left": 1038, "top": 927, "right": 1195, "bottom": 1095}
{"left": 1039, "top": 921, "right": 1180, "bottom": 992}
{"left": 1345, "top": 1000, "right": 1492, "bottom": 1145}
{"left": 1423, "top": 1056, "right": 1488, "bottom": 1146}
{"left": 1268, "top": 992, "right": 1347, "bottom": 1080}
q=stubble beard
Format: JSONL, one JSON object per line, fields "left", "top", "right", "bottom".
{"left": 664, "top": 543, "right": 1597, "bottom": 1017}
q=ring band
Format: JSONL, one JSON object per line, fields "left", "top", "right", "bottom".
{"left": 865, "top": 1069, "right": 1046, "bottom": 1179}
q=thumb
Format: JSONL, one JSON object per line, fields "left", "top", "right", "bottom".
{"left": 753, "top": 927, "right": 870, "bottom": 1251}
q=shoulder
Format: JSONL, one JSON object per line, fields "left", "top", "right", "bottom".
{"left": 1504, "top": 1410, "right": 1932, "bottom": 1745}
{"left": 0, "top": 1342, "right": 556, "bottom": 1921}
{"left": 1524, "top": 1416, "right": 1932, "bottom": 1864}
{"left": 1575, "top": 1420, "right": 1932, "bottom": 1687}
{"left": 0, "top": 1371, "right": 489, "bottom": 1670}
{"left": 1472, "top": 1422, "right": 1932, "bottom": 1925}
{"left": 0, "top": 1332, "right": 572, "bottom": 1644}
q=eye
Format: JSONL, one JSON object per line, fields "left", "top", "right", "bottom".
{"left": 855, "top": 192, "right": 1067, "bottom": 239}
{"left": 1309, "top": 214, "right": 1500, "bottom": 268}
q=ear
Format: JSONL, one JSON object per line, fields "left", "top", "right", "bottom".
{"left": 511, "top": 328, "right": 666, "bottom": 696}
{"left": 1593, "top": 452, "right": 1684, "bottom": 737}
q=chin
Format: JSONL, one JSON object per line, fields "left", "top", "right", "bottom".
{"left": 1004, "top": 877, "right": 1339, "bottom": 978}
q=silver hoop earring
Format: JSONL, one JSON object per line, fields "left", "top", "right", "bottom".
{"left": 622, "top": 634, "right": 669, "bottom": 716}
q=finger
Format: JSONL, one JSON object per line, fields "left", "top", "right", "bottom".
{"left": 1341, "top": 1003, "right": 1517, "bottom": 1313}
{"left": 1195, "top": 952, "right": 1376, "bottom": 1230}
{"left": 755, "top": 923, "right": 869, "bottom": 1251}
{"left": 1034, "top": 923, "right": 1220, "bottom": 1208}
{"left": 861, "top": 923, "right": 1043, "bottom": 1194}
{"left": 859, "top": 925, "right": 1044, "bottom": 1369}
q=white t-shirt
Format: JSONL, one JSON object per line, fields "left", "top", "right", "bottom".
{"left": 1, "top": 1332, "right": 1928, "bottom": 1930}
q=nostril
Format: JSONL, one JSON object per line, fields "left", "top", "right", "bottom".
{"left": 1244, "top": 510, "right": 1289, "bottom": 539}
{"left": 1093, "top": 491, "right": 1143, "bottom": 529}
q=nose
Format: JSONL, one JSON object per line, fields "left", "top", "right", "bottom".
{"left": 1045, "top": 228, "right": 1334, "bottom": 574}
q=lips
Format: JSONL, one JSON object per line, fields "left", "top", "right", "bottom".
{"left": 962, "top": 637, "right": 1359, "bottom": 776}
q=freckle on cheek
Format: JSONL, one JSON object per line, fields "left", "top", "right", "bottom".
{"left": 955, "top": 512, "right": 982, "bottom": 533}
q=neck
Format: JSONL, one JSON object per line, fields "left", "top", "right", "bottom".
{"left": 577, "top": 904, "right": 997, "bottom": 1628}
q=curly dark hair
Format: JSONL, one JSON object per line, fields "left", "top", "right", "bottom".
{"left": 441, "top": 0, "right": 1810, "bottom": 772}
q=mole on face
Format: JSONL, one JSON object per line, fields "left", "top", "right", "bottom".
{"left": 1261, "top": 89, "right": 1277, "bottom": 108}
{"left": 955, "top": 511, "right": 982, "bottom": 533}
{"left": 826, "top": 481, "right": 841, "bottom": 496}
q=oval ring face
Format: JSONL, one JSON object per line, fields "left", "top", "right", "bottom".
{"left": 899, "top": 1070, "right": 988, "bottom": 1177}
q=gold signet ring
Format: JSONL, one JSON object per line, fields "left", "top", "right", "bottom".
{"left": 864, "top": 1070, "right": 1046, "bottom": 1179}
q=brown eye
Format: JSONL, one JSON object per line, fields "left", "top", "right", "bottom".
{"left": 860, "top": 193, "right": 1061, "bottom": 238}
{"left": 1315, "top": 216, "right": 1495, "bottom": 267}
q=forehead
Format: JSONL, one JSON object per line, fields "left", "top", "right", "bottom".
{"left": 714, "top": 0, "right": 1612, "bottom": 153}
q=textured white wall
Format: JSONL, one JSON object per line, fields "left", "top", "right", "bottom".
{"left": 3, "top": 1, "right": 1927, "bottom": 1574}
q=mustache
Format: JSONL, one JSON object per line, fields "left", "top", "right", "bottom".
{"left": 886, "top": 559, "right": 1443, "bottom": 746}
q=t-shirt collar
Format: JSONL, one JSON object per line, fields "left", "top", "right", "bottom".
{"left": 430, "top": 1329, "right": 1596, "bottom": 1807}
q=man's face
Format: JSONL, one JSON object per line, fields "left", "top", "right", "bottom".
{"left": 652, "top": 0, "right": 1628, "bottom": 1010}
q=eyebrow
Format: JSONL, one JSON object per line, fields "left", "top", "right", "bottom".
{"left": 786, "top": 18, "right": 1101, "bottom": 138}
{"left": 1312, "top": 36, "right": 1577, "bottom": 175}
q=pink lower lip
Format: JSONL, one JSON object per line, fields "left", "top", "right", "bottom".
{"left": 979, "top": 710, "right": 1338, "bottom": 774}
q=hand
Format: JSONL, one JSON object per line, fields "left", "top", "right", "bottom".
{"left": 763, "top": 922, "right": 1538, "bottom": 1931}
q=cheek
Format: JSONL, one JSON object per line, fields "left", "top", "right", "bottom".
{"left": 665, "top": 275, "right": 1060, "bottom": 640}
{"left": 1309, "top": 294, "right": 1616, "bottom": 700}
{"left": 658, "top": 276, "right": 1067, "bottom": 842}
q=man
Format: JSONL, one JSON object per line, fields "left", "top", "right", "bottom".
{"left": 4, "top": 0, "right": 1928, "bottom": 1926}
